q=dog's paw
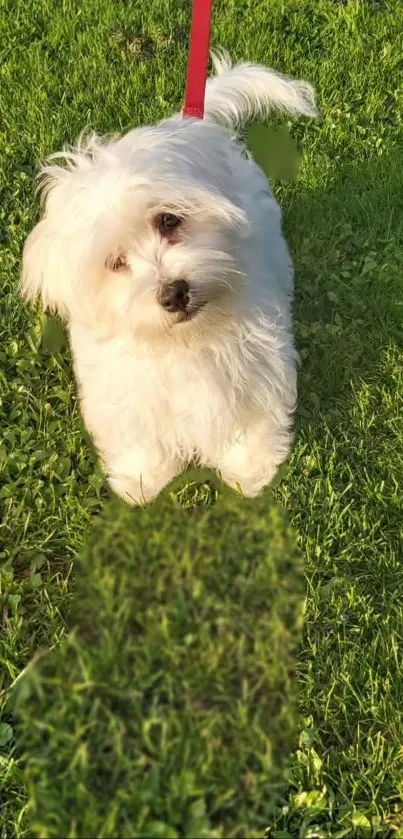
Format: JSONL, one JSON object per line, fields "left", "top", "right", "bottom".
{"left": 218, "top": 464, "right": 279, "bottom": 498}
{"left": 107, "top": 472, "right": 159, "bottom": 506}
{"left": 105, "top": 451, "right": 182, "bottom": 506}
{"left": 214, "top": 424, "right": 291, "bottom": 498}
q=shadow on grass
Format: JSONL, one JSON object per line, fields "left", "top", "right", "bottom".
{"left": 287, "top": 149, "right": 403, "bottom": 416}
{"left": 272, "top": 149, "right": 403, "bottom": 828}
{"left": 285, "top": 148, "right": 403, "bottom": 565}
{"left": 11, "top": 488, "right": 304, "bottom": 839}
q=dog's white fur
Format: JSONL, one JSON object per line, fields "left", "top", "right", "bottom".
{"left": 21, "top": 51, "right": 317, "bottom": 504}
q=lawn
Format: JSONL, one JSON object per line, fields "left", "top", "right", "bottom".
{"left": 1, "top": 0, "right": 403, "bottom": 836}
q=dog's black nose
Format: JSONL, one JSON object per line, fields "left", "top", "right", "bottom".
{"left": 159, "top": 279, "right": 189, "bottom": 313}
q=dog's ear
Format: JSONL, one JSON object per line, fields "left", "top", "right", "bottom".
{"left": 21, "top": 217, "right": 67, "bottom": 317}
{"left": 20, "top": 133, "right": 102, "bottom": 316}
{"left": 20, "top": 167, "right": 72, "bottom": 317}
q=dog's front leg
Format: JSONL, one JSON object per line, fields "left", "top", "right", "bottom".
{"left": 214, "top": 414, "right": 293, "bottom": 498}
{"left": 104, "top": 443, "right": 182, "bottom": 506}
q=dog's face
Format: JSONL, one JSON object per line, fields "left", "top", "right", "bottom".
{"left": 22, "top": 121, "right": 249, "bottom": 344}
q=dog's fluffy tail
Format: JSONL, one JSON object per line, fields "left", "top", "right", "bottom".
{"left": 203, "top": 49, "right": 317, "bottom": 129}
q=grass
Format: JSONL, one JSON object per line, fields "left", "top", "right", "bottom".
{"left": 10, "top": 495, "right": 304, "bottom": 838}
{"left": 1, "top": 0, "right": 403, "bottom": 835}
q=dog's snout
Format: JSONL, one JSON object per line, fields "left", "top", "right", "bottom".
{"left": 159, "top": 279, "right": 189, "bottom": 313}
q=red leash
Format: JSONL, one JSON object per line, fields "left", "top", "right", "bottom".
{"left": 183, "top": 0, "right": 213, "bottom": 119}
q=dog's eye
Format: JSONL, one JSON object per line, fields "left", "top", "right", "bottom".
{"left": 156, "top": 213, "right": 182, "bottom": 235}
{"left": 106, "top": 253, "right": 128, "bottom": 271}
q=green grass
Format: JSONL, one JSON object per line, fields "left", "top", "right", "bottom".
{"left": 10, "top": 494, "right": 304, "bottom": 838}
{"left": 1, "top": 0, "right": 403, "bottom": 835}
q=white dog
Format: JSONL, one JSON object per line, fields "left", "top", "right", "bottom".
{"left": 21, "top": 52, "right": 317, "bottom": 505}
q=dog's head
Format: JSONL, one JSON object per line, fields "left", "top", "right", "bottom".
{"left": 21, "top": 120, "right": 250, "bottom": 345}
{"left": 21, "top": 54, "right": 316, "bottom": 346}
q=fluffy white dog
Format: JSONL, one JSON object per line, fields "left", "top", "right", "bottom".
{"left": 21, "top": 52, "right": 317, "bottom": 505}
